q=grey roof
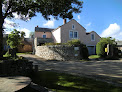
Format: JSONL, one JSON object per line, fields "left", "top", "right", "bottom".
{"left": 35, "top": 27, "right": 54, "bottom": 32}
{"left": 86, "top": 31, "right": 94, "bottom": 35}
{"left": 116, "top": 41, "right": 122, "bottom": 45}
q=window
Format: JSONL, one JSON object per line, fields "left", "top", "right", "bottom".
{"left": 43, "top": 35, "right": 46, "bottom": 38}
{"left": 74, "top": 32, "right": 78, "bottom": 38}
{"left": 70, "top": 31, "right": 73, "bottom": 38}
{"left": 69, "top": 31, "right": 78, "bottom": 39}
{"left": 91, "top": 33, "right": 95, "bottom": 41}
{"left": 72, "top": 24, "right": 75, "bottom": 29}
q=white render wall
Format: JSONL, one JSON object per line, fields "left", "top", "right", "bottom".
{"left": 52, "top": 28, "right": 61, "bottom": 43}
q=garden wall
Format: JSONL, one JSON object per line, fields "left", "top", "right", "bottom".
{"left": 0, "top": 59, "right": 33, "bottom": 76}
{"left": 35, "top": 45, "right": 81, "bottom": 61}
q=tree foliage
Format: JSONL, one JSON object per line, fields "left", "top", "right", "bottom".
{"left": 29, "top": 32, "right": 34, "bottom": 38}
{"left": 66, "top": 39, "right": 81, "bottom": 46}
{"left": 2, "top": 0, "right": 83, "bottom": 20}
{"left": 0, "top": 0, "right": 83, "bottom": 57}
{"left": 7, "top": 29, "right": 25, "bottom": 49}
{"left": 96, "top": 37, "right": 116, "bottom": 57}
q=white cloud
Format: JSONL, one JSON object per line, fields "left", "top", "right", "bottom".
{"left": 77, "top": 15, "right": 80, "bottom": 20}
{"left": 5, "top": 30, "right": 11, "bottom": 34}
{"left": 13, "top": 13, "right": 30, "bottom": 21}
{"left": 100, "top": 23, "right": 122, "bottom": 40}
{"left": 43, "top": 18, "right": 55, "bottom": 28}
{"left": 17, "top": 28, "right": 31, "bottom": 38}
{"left": 5, "top": 27, "right": 31, "bottom": 38}
{"left": 4, "top": 19, "right": 15, "bottom": 29}
{"left": 4, "top": 19, "right": 31, "bottom": 38}
{"left": 86, "top": 22, "right": 91, "bottom": 27}
{"left": 13, "top": 13, "right": 21, "bottom": 19}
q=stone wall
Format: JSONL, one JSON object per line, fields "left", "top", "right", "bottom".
{"left": 35, "top": 45, "right": 81, "bottom": 61}
{"left": 0, "top": 58, "right": 33, "bottom": 76}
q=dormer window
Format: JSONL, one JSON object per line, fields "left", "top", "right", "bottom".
{"left": 91, "top": 33, "right": 95, "bottom": 41}
{"left": 72, "top": 24, "right": 75, "bottom": 29}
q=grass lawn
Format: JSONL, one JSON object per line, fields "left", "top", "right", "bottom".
{"left": 29, "top": 71, "right": 122, "bottom": 92}
{"left": 89, "top": 55, "right": 100, "bottom": 59}
{"left": 16, "top": 52, "right": 32, "bottom": 55}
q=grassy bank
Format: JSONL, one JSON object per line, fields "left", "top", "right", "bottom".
{"left": 89, "top": 55, "right": 100, "bottom": 59}
{"left": 29, "top": 71, "right": 122, "bottom": 92}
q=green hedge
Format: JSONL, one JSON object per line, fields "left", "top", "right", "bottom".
{"left": 66, "top": 39, "right": 89, "bottom": 59}
{"left": 96, "top": 37, "right": 117, "bottom": 58}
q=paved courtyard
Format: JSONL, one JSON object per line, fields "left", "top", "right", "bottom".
{"left": 20, "top": 54, "right": 122, "bottom": 86}
{"left": 0, "top": 76, "right": 31, "bottom": 92}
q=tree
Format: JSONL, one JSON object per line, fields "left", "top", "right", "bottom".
{"left": 96, "top": 37, "right": 117, "bottom": 57}
{"left": 7, "top": 29, "right": 25, "bottom": 49}
{"left": 0, "top": 0, "right": 83, "bottom": 58}
{"left": 29, "top": 32, "right": 34, "bottom": 38}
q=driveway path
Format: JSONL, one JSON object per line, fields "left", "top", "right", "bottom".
{"left": 0, "top": 76, "right": 31, "bottom": 92}
{"left": 20, "top": 54, "right": 122, "bottom": 86}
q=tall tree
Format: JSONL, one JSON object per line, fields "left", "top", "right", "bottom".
{"left": 7, "top": 29, "right": 25, "bottom": 49}
{"left": 0, "top": 0, "right": 83, "bottom": 57}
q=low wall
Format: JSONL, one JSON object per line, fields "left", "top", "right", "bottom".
{"left": 35, "top": 45, "right": 81, "bottom": 61}
{"left": 0, "top": 59, "right": 33, "bottom": 76}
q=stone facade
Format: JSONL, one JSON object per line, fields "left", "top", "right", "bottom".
{"left": 51, "top": 19, "right": 100, "bottom": 55}
{"left": 60, "top": 20, "right": 87, "bottom": 43}
{"left": 35, "top": 31, "right": 52, "bottom": 38}
{"left": 34, "top": 19, "right": 101, "bottom": 55}
{"left": 117, "top": 41, "right": 122, "bottom": 51}
{"left": 35, "top": 45, "right": 81, "bottom": 61}
{"left": 18, "top": 38, "right": 33, "bottom": 53}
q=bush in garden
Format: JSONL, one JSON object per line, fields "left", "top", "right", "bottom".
{"left": 44, "top": 43, "right": 62, "bottom": 45}
{"left": 96, "top": 37, "right": 117, "bottom": 58}
{"left": 66, "top": 39, "right": 89, "bottom": 59}
{"left": 66, "top": 39, "right": 81, "bottom": 46}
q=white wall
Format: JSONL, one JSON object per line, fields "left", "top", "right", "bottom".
{"left": 52, "top": 28, "right": 61, "bottom": 43}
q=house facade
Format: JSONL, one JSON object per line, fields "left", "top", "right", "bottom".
{"left": 34, "top": 27, "right": 54, "bottom": 46}
{"left": 34, "top": 19, "right": 100, "bottom": 55}
{"left": 18, "top": 38, "right": 33, "bottom": 53}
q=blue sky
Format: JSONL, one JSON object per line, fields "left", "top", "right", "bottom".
{"left": 4, "top": 0, "right": 122, "bottom": 40}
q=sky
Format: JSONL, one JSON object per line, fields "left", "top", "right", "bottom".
{"left": 3, "top": 0, "right": 122, "bottom": 40}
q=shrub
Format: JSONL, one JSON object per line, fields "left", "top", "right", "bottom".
{"left": 44, "top": 43, "right": 62, "bottom": 45}
{"left": 81, "top": 44, "right": 89, "bottom": 59}
{"left": 96, "top": 42, "right": 106, "bottom": 57}
{"left": 4, "top": 51, "right": 11, "bottom": 57}
{"left": 96, "top": 37, "right": 117, "bottom": 58}
{"left": 66, "top": 39, "right": 81, "bottom": 46}
{"left": 67, "top": 39, "right": 89, "bottom": 59}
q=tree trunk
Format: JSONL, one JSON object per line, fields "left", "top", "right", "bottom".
{"left": 0, "top": 1, "right": 4, "bottom": 58}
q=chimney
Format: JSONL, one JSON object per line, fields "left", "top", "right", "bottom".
{"left": 63, "top": 19, "right": 66, "bottom": 24}
{"left": 37, "top": 25, "right": 38, "bottom": 27}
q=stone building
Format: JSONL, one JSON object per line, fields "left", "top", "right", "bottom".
{"left": 34, "top": 19, "right": 101, "bottom": 55}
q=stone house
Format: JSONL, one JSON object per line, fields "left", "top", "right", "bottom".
{"left": 116, "top": 41, "right": 122, "bottom": 51}
{"left": 18, "top": 38, "right": 33, "bottom": 53}
{"left": 34, "top": 19, "right": 100, "bottom": 55}
{"left": 34, "top": 27, "right": 54, "bottom": 46}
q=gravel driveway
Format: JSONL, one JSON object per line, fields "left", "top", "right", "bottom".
{"left": 20, "top": 54, "right": 122, "bottom": 86}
